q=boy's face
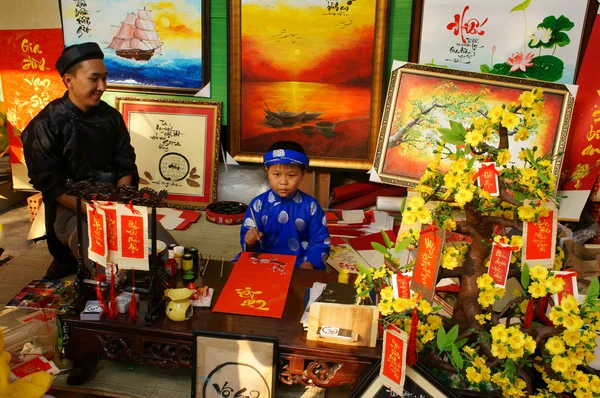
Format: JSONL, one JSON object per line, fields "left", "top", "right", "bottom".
{"left": 266, "top": 164, "right": 306, "bottom": 198}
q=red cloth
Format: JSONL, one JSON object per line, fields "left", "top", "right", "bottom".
{"left": 331, "top": 182, "right": 390, "bottom": 204}
{"left": 333, "top": 187, "right": 406, "bottom": 210}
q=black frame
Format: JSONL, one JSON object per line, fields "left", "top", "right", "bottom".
{"left": 191, "top": 330, "right": 278, "bottom": 398}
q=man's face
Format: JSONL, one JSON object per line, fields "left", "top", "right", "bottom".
{"left": 266, "top": 163, "right": 306, "bottom": 198}
{"left": 64, "top": 59, "right": 107, "bottom": 112}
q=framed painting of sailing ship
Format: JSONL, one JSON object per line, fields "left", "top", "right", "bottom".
{"left": 115, "top": 97, "right": 222, "bottom": 209}
{"left": 59, "top": 0, "right": 210, "bottom": 95}
{"left": 228, "top": 0, "right": 390, "bottom": 170}
{"left": 373, "top": 63, "right": 574, "bottom": 190}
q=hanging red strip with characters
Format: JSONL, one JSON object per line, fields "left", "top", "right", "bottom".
{"left": 97, "top": 201, "right": 121, "bottom": 265}
{"left": 410, "top": 224, "right": 446, "bottom": 303}
{"left": 116, "top": 202, "right": 149, "bottom": 271}
{"left": 488, "top": 239, "right": 518, "bottom": 288}
{"left": 86, "top": 201, "right": 107, "bottom": 266}
{"left": 522, "top": 202, "right": 557, "bottom": 269}
{"left": 474, "top": 162, "right": 500, "bottom": 196}
{"left": 392, "top": 272, "right": 413, "bottom": 299}
{"left": 380, "top": 327, "right": 408, "bottom": 396}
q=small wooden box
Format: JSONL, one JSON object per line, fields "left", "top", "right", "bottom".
{"left": 307, "top": 302, "right": 379, "bottom": 348}
{"left": 27, "top": 192, "right": 43, "bottom": 222}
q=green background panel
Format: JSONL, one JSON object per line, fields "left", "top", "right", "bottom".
{"left": 103, "top": 0, "right": 413, "bottom": 126}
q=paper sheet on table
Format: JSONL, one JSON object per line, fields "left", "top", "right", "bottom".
{"left": 158, "top": 215, "right": 187, "bottom": 230}
{"left": 27, "top": 202, "right": 46, "bottom": 240}
{"left": 301, "top": 282, "right": 327, "bottom": 329}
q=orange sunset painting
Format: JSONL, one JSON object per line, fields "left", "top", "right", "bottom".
{"left": 381, "top": 72, "right": 565, "bottom": 181}
{"left": 238, "top": 0, "right": 381, "bottom": 160}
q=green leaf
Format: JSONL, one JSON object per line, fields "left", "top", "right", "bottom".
{"left": 554, "top": 31, "right": 571, "bottom": 47}
{"left": 451, "top": 344, "right": 464, "bottom": 369}
{"left": 437, "top": 326, "right": 447, "bottom": 353}
{"left": 400, "top": 197, "right": 407, "bottom": 213}
{"left": 455, "top": 338, "right": 468, "bottom": 349}
{"left": 480, "top": 64, "right": 492, "bottom": 73}
{"left": 487, "top": 56, "right": 564, "bottom": 82}
{"left": 437, "top": 121, "right": 467, "bottom": 145}
{"left": 382, "top": 230, "right": 393, "bottom": 249}
{"left": 538, "top": 171, "right": 549, "bottom": 183}
{"left": 510, "top": 0, "right": 531, "bottom": 12}
{"left": 395, "top": 237, "right": 412, "bottom": 253}
{"left": 371, "top": 242, "right": 389, "bottom": 255}
{"left": 356, "top": 262, "right": 372, "bottom": 283}
{"left": 587, "top": 277, "right": 599, "bottom": 300}
{"left": 445, "top": 324, "right": 459, "bottom": 348}
{"left": 521, "top": 263, "right": 530, "bottom": 289}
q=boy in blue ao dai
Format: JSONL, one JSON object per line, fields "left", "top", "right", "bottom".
{"left": 237, "top": 141, "right": 330, "bottom": 269}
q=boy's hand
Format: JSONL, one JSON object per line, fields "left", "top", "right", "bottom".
{"left": 299, "top": 261, "right": 314, "bottom": 269}
{"left": 244, "top": 228, "right": 263, "bottom": 249}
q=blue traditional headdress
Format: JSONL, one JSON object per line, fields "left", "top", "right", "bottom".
{"left": 263, "top": 149, "right": 309, "bottom": 168}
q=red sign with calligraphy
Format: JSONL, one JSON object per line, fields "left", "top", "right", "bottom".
{"left": 380, "top": 328, "right": 407, "bottom": 395}
{"left": 488, "top": 242, "right": 515, "bottom": 288}
{"left": 411, "top": 225, "right": 446, "bottom": 302}
{"left": 104, "top": 208, "right": 118, "bottom": 252}
{"left": 121, "top": 215, "right": 144, "bottom": 259}
{"left": 212, "top": 252, "right": 295, "bottom": 318}
{"left": 524, "top": 212, "right": 554, "bottom": 261}
{"left": 393, "top": 273, "right": 412, "bottom": 299}
{"left": 475, "top": 162, "right": 499, "bottom": 196}
{"left": 560, "top": 13, "right": 600, "bottom": 192}
{"left": 88, "top": 207, "right": 106, "bottom": 257}
{"left": 0, "top": 29, "right": 65, "bottom": 189}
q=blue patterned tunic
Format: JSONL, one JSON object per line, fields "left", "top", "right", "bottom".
{"left": 236, "top": 189, "right": 330, "bottom": 269}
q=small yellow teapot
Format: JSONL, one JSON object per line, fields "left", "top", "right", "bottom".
{"left": 165, "top": 288, "right": 193, "bottom": 322}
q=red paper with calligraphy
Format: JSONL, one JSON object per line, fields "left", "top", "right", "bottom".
{"left": 116, "top": 203, "right": 149, "bottom": 270}
{"left": 0, "top": 29, "right": 65, "bottom": 190}
{"left": 410, "top": 225, "right": 446, "bottom": 302}
{"left": 560, "top": 13, "right": 600, "bottom": 193}
{"left": 523, "top": 208, "right": 557, "bottom": 269}
{"left": 380, "top": 328, "right": 408, "bottom": 395}
{"left": 553, "top": 271, "right": 579, "bottom": 306}
{"left": 488, "top": 242, "right": 516, "bottom": 288}
{"left": 86, "top": 203, "right": 107, "bottom": 266}
{"left": 392, "top": 273, "right": 412, "bottom": 299}
{"left": 475, "top": 162, "right": 499, "bottom": 196}
{"left": 212, "top": 252, "right": 295, "bottom": 318}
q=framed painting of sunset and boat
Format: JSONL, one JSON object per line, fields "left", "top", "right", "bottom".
{"left": 229, "top": 0, "right": 390, "bottom": 170}
{"left": 59, "top": 0, "right": 210, "bottom": 95}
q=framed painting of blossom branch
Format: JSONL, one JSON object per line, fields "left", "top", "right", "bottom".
{"left": 409, "top": 0, "right": 596, "bottom": 84}
{"left": 59, "top": 0, "right": 210, "bottom": 95}
{"left": 229, "top": 0, "right": 389, "bottom": 170}
{"left": 373, "top": 63, "right": 575, "bottom": 190}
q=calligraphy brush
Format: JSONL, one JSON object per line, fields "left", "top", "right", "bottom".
{"left": 249, "top": 207, "right": 264, "bottom": 251}
{"left": 201, "top": 255, "right": 211, "bottom": 276}
{"left": 220, "top": 257, "right": 225, "bottom": 279}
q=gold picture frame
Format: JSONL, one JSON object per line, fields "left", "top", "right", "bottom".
{"left": 228, "top": 0, "right": 390, "bottom": 170}
{"left": 115, "top": 97, "right": 222, "bottom": 209}
{"left": 373, "top": 63, "right": 574, "bottom": 190}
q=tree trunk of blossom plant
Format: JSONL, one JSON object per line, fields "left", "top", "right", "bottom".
{"left": 451, "top": 204, "right": 495, "bottom": 329}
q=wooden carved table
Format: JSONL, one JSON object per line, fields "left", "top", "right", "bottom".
{"left": 63, "top": 261, "right": 381, "bottom": 388}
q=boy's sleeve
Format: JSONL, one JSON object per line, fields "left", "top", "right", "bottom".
{"left": 239, "top": 198, "right": 265, "bottom": 252}
{"left": 304, "top": 201, "right": 331, "bottom": 270}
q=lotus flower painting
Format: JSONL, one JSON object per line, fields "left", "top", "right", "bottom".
{"left": 60, "top": 0, "right": 207, "bottom": 93}
{"left": 418, "top": 0, "right": 589, "bottom": 83}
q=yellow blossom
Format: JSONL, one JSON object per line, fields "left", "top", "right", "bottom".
{"left": 455, "top": 188, "right": 474, "bottom": 207}
{"left": 515, "top": 126, "right": 530, "bottom": 141}
{"left": 418, "top": 299, "right": 432, "bottom": 315}
{"left": 402, "top": 211, "right": 417, "bottom": 225}
{"left": 563, "top": 330, "right": 581, "bottom": 347}
{"left": 562, "top": 314, "right": 584, "bottom": 331}
{"left": 529, "top": 265, "right": 548, "bottom": 281}
{"left": 519, "top": 91, "right": 536, "bottom": 108}
{"left": 497, "top": 149, "right": 511, "bottom": 165}
{"left": 536, "top": 206, "right": 551, "bottom": 217}
{"left": 380, "top": 286, "right": 394, "bottom": 301}
{"left": 528, "top": 281, "right": 547, "bottom": 298}
{"left": 510, "top": 235, "right": 523, "bottom": 249}
{"left": 489, "top": 106, "right": 504, "bottom": 123}
{"left": 491, "top": 324, "right": 508, "bottom": 343}
{"left": 545, "top": 276, "right": 565, "bottom": 294}
{"left": 545, "top": 336, "right": 566, "bottom": 355}
{"left": 518, "top": 204, "right": 536, "bottom": 221}
{"left": 501, "top": 111, "right": 520, "bottom": 130}
{"left": 478, "top": 290, "right": 497, "bottom": 307}
{"left": 491, "top": 343, "right": 508, "bottom": 359}
{"left": 442, "top": 218, "right": 456, "bottom": 231}
{"left": 524, "top": 335, "right": 537, "bottom": 354}
{"left": 378, "top": 300, "right": 393, "bottom": 316}
{"left": 466, "top": 366, "right": 482, "bottom": 384}
{"left": 551, "top": 355, "right": 571, "bottom": 373}
{"left": 463, "top": 346, "right": 476, "bottom": 357}
{"left": 465, "top": 129, "right": 484, "bottom": 147}
{"left": 560, "top": 295, "right": 579, "bottom": 314}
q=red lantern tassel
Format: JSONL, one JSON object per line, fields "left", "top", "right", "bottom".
{"left": 524, "top": 298, "right": 535, "bottom": 329}
{"left": 129, "top": 269, "right": 139, "bottom": 320}
{"left": 95, "top": 282, "right": 108, "bottom": 314}
{"left": 108, "top": 266, "right": 118, "bottom": 319}
{"left": 406, "top": 307, "right": 419, "bottom": 366}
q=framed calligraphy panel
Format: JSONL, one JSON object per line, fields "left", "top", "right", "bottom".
{"left": 192, "top": 331, "right": 277, "bottom": 398}
{"left": 59, "top": 0, "right": 210, "bottom": 95}
{"left": 228, "top": 0, "right": 390, "bottom": 170}
{"left": 409, "top": 0, "right": 597, "bottom": 84}
{"left": 373, "top": 63, "right": 574, "bottom": 190}
{"left": 115, "top": 97, "right": 222, "bottom": 209}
